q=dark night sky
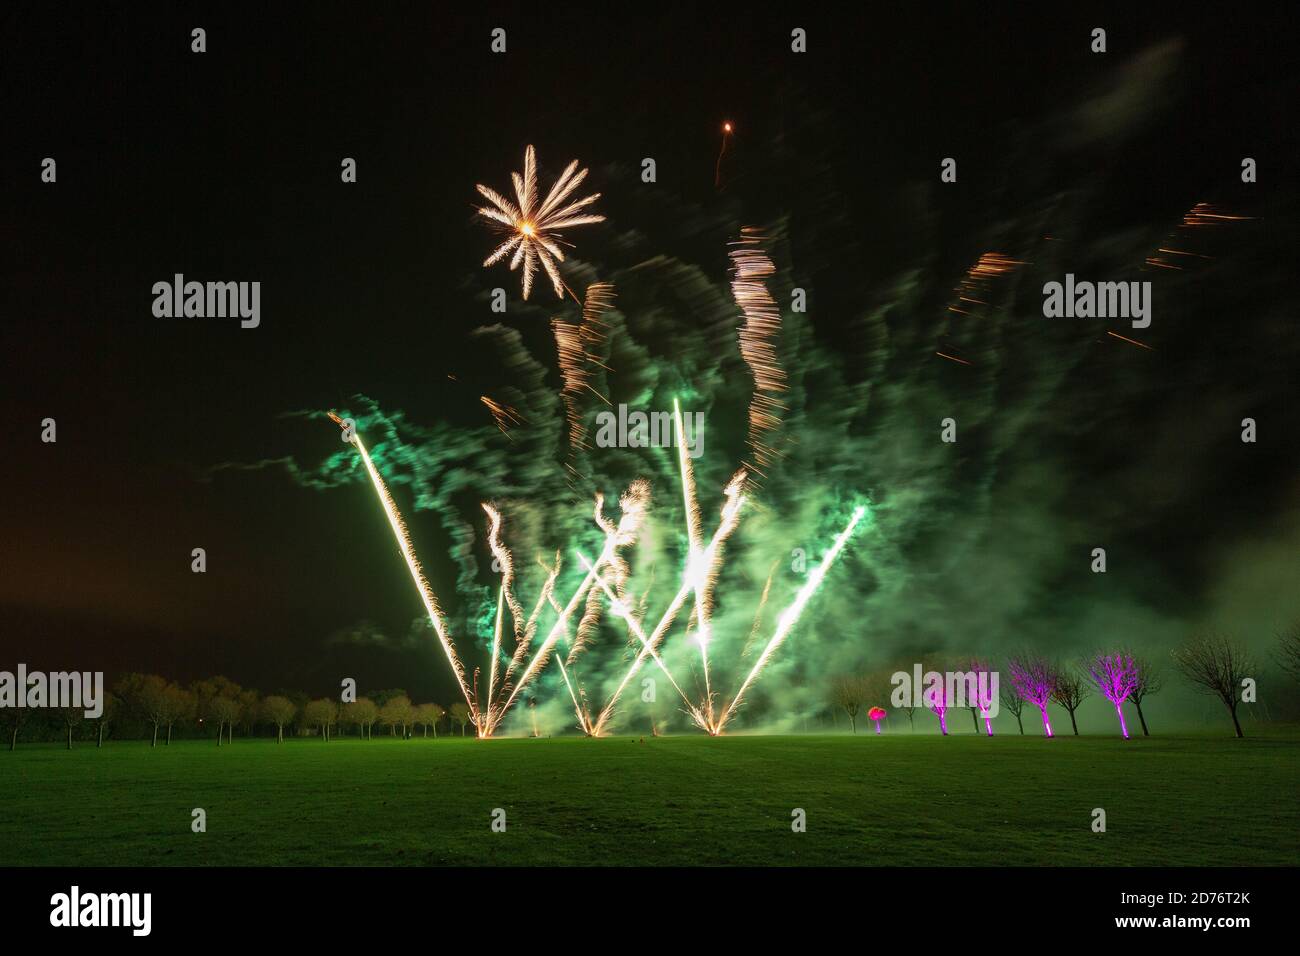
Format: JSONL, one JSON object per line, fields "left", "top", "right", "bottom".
{"left": 2, "top": 3, "right": 1295, "bottom": 708}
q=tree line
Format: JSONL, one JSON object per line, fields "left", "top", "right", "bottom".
{"left": 1, "top": 673, "right": 477, "bottom": 750}
{"left": 829, "top": 628, "right": 1300, "bottom": 739}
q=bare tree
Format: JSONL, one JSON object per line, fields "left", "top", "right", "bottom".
{"left": 261, "top": 696, "right": 297, "bottom": 743}
{"left": 999, "top": 683, "right": 1026, "bottom": 734}
{"left": 1274, "top": 623, "right": 1300, "bottom": 684}
{"left": 1051, "top": 667, "right": 1091, "bottom": 735}
{"left": 89, "top": 692, "right": 117, "bottom": 748}
{"left": 59, "top": 706, "right": 83, "bottom": 750}
{"left": 830, "top": 674, "right": 866, "bottom": 733}
{"left": 1172, "top": 633, "right": 1254, "bottom": 738}
{"left": 1124, "top": 650, "right": 1163, "bottom": 736}
{"left": 1, "top": 706, "right": 27, "bottom": 751}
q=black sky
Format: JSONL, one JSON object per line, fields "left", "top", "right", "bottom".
{"left": 2, "top": 3, "right": 1295, "bottom": 704}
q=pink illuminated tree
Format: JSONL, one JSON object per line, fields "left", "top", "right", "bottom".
{"left": 923, "top": 675, "right": 951, "bottom": 735}
{"left": 1086, "top": 652, "right": 1140, "bottom": 738}
{"left": 868, "top": 706, "right": 887, "bottom": 734}
{"left": 966, "top": 659, "right": 996, "bottom": 736}
{"left": 1007, "top": 655, "right": 1058, "bottom": 737}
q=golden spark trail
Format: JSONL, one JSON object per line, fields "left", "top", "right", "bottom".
{"left": 501, "top": 483, "right": 648, "bottom": 716}
{"left": 482, "top": 504, "right": 525, "bottom": 648}
{"left": 502, "top": 554, "right": 559, "bottom": 691}
{"left": 486, "top": 585, "right": 505, "bottom": 725}
{"left": 593, "top": 473, "right": 745, "bottom": 735}
{"left": 716, "top": 505, "right": 867, "bottom": 733}
{"left": 338, "top": 418, "right": 477, "bottom": 719}
{"left": 731, "top": 228, "right": 786, "bottom": 477}
{"left": 545, "top": 588, "right": 592, "bottom": 734}
{"left": 674, "top": 398, "right": 714, "bottom": 723}
{"left": 577, "top": 552, "right": 708, "bottom": 731}
{"left": 741, "top": 560, "right": 779, "bottom": 659}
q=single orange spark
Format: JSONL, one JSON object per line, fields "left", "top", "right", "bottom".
{"left": 715, "top": 121, "right": 734, "bottom": 188}
{"left": 1106, "top": 331, "right": 1153, "bottom": 350}
{"left": 936, "top": 352, "right": 972, "bottom": 366}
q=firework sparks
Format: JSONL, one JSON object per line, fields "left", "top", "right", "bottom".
{"left": 553, "top": 282, "right": 616, "bottom": 464}
{"left": 327, "top": 412, "right": 477, "bottom": 721}
{"left": 477, "top": 145, "right": 605, "bottom": 300}
{"left": 715, "top": 505, "right": 868, "bottom": 733}
{"left": 592, "top": 472, "right": 746, "bottom": 735}
{"left": 480, "top": 395, "right": 524, "bottom": 439}
{"left": 730, "top": 229, "right": 786, "bottom": 477}
{"left": 578, "top": 552, "right": 708, "bottom": 731}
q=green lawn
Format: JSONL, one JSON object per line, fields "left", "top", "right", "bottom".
{"left": 2, "top": 730, "right": 1296, "bottom": 866}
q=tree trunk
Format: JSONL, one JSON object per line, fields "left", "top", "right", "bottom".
{"left": 167, "top": 724, "right": 173, "bottom": 745}
{"left": 67, "top": 726, "right": 73, "bottom": 750}
{"left": 1230, "top": 705, "right": 1244, "bottom": 738}
{"left": 151, "top": 723, "right": 159, "bottom": 747}
{"left": 849, "top": 713, "right": 857, "bottom": 734}
{"left": 10, "top": 726, "right": 17, "bottom": 751}
{"left": 1134, "top": 700, "right": 1150, "bottom": 736}
{"left": 1069, "top": 709, "right": 1079, "bottom": 735}
{"left": 970, "top": 708, "right": 979, "bottom": 733}
{"left": 1015, "top": 713, "right": 1024, "bottom": 734}
{"left": 217, "top": 722, "right": 222, "bottom": 746}
{"left": 98, "top": 724, "right": 104, "bottom": 748}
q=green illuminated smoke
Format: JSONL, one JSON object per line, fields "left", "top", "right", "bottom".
{"left": 245, "top": 41, "right": 1299, "bottom": 732}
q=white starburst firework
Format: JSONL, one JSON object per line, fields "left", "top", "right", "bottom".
{"left": 476, "top": 145, "right": 605, "bottom": 300}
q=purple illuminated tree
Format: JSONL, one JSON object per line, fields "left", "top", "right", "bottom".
{"left": 1007, "top": 655, "right": 1058, "bottom": 737}
{"left": 924, "top": 674, "right": 951, "bottom": 735}
{"left": 1086, "top": 652, "right": 1139, "bottom": 738}
{"left": 966, "top": 659, "right": 996, "bottom": 736}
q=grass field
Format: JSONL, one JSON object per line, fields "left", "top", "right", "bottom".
{"left": 3, "top": 730, "right": 1296, "bottom": 866}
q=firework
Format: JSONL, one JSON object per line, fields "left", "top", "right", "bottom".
{"left": 592, "top": 471, "right": 746, "bottom": 735}
{"left": 477, "top": 145, "right": 605, "bottom": 300}
{"left": 714, "top": 504, "right": 868, "bottom": 734}
{"left": 730, "top": 229, "right": 786, "bottom": 477}
{"left": 329, "top": 414, "right": 476, "bottom": 721}
{"left": 553, "top": 282, "right": 616, "bottom": 464}
{"left": 481, "top": 396, "right": 524, "bottom": 439}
